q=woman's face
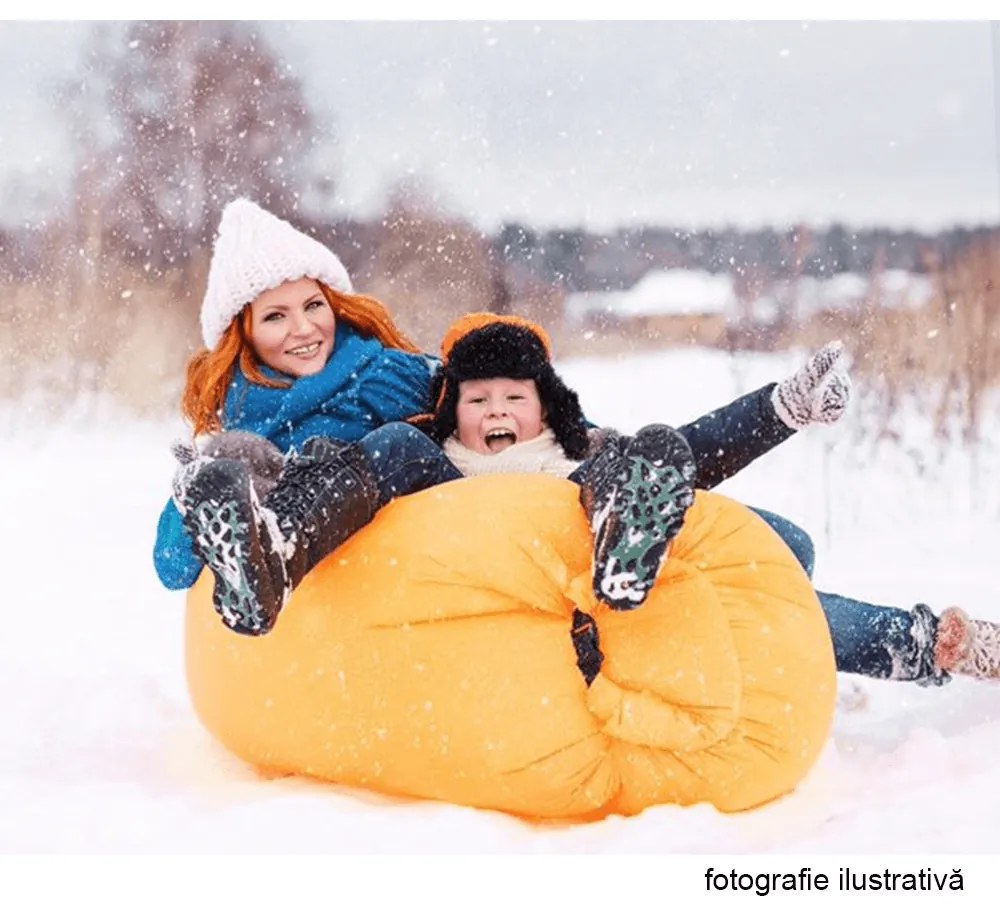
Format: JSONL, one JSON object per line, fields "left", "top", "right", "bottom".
{"left": 248, "top": 278, "right": 336, "bottom": 378}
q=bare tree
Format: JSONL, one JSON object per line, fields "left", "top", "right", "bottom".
{"left": 67, "top": 21, "right": 317, "bottom": 274}
{"left": 360, "top": 180, "right": 497, "bottom": 348}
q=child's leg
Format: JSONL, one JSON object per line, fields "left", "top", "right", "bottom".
{"left": 748, "top": 506, "right": 946, "bottom": 683}
{"left": 747, "top": 507, "right": 816, "bottom": 578}
{"left": 575, "top": 424, "right": 696, "bottom": 610}
{"left": 819, "top": 595, "right": 947, "bottom": 685}
{"left": 748, "top": 505, "right": 1000, "bottom": 684}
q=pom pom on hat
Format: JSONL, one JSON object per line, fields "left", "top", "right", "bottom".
{"left": 200, "top": 198, "right": 353, "bottom": 349}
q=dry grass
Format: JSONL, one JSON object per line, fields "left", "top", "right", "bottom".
{"left": 1, "top": 262, "right": 203, "bottom": 418}
{"left": 2, "top": 234, "right": 998, "bottom": 439}
{"left": 829, "top": 237, "right": 1000, "bottom": 445}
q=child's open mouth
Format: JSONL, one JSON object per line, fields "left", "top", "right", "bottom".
{"left": 485, "top": 429, "right": 517, "bottom": 453}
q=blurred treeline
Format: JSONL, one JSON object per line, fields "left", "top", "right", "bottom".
{"left": 1, "top": 21, "right": 998, "bottom": 445}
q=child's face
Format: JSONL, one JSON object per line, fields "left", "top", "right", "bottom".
{"left": 455, "top": 378, "right": 545, "bottom": 454}
{"left": 249, "top": 278, "right": 336, "bottom": 377}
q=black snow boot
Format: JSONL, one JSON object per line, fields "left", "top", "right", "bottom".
{"left": 180, "top": 457, "right": 288, "bottom": 635}
{"left": 180, "top": 445, "right": 380, "bottom": 636}
{"left": 580, "top": 424, "right": 696, "bottom": 610}
{"left": 266, "top": 442, "right": 380, "bottom": 600}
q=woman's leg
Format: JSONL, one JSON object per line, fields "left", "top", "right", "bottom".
{"left": 178, "top": 424, "right": 460, "bottom": 635}
{"left": 749, "top": 506, "right": 948, "bottom": 685}
{"left": 355, "top": 422, "right": 462, "bottom": 505}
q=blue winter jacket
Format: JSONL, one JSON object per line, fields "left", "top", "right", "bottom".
{"left": 153, "top": 322, "right": 436, "bottom": 589}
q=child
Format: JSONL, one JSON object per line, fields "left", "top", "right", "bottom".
{"left": 411, "top": 312, "right": 698, "bottom": 610}
{"left": 175, "top": 312, "right": 698, "bottom": 636}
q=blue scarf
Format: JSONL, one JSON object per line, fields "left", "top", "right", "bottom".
{"left": 154, "top": 323, "right": 436, "bottom": 590}
{"left": 223, "top": 322, "right": 435, "bottom": 450}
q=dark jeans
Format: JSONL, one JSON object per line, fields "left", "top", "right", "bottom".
{"left": 751, "top": 508, "right": 946, "bottom": 685}
{"left": 357, "top": 422, "right": 463, "bottom": 505}
{"left": 358, "top": 422, "right": 590, "bottom": 503}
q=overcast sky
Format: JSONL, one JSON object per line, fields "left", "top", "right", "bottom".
{"left": 1, "top": 20, "right": 998, "bottom": 231}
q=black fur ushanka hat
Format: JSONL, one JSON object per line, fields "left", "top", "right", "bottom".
{"left": 414, "top": 313, "right": 590, "bottom": 459}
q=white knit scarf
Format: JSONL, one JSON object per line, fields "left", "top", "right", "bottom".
{"left": 442, "top": 428, "right": 582, "bottom": 478}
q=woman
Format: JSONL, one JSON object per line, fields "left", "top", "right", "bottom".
{"left": 155, "top": 198, "right": 1000, "bottom": 684}
{"left": 155, "top": 200, "right": 436, "bottom": 591}
{"left": 175, "top": 310, "right": 699, "bottom": 636}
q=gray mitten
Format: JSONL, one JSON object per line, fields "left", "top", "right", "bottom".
{"left": 198, "top": 431, "right": 284, "bottom": 498}
{"left": 170, "top": 431, "right": 285, "bottom": 514}
{"left": 170, "top": 439, "right": 198, "bottom": 465}
{"left": 170, "top": 439, "right": 211, "bottom": 516}
{"left": 771, "top": 341, "right": 851, "bottom": 430}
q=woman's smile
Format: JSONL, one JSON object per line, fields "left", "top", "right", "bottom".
{"left": 286, "top": 341, "right": 323, "bottom": 357}
{"left": 249, "top": 278, "right": 336, "bottom": 378}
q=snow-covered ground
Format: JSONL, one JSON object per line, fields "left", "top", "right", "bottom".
{"left": 3, "top": 346, "right": 1000, "bottom": 858}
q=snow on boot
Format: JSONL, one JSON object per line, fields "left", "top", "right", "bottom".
{"left": 935, "top": 607, "right": 1000, "bottom": 681}
{"left": 180, "top": 457, "right": 289, "bottom": 635}
{"left": 581, "top": 423, "right": 696, "bottom": 610}
{"left": 171, "top": 451, "right": 215, "bottom": 518}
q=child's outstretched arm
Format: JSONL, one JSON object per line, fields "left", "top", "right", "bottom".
{"left": 678, "top": 341, "right": 851, "bottom": 490}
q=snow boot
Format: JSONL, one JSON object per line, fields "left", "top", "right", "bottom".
{"left": 934, "top": 607, "right": 1000, "bottom": 681}
{"left": 581, "top": 423, "right": 696, "bottom": 610}
{"left": 180, "top": 445, "right": 379, "bottom": 636}
{"left": 181, "top": 457, "right": 287, "bottom": 634}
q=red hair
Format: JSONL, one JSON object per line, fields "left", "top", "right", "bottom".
{"left": 180, "top": 283, "right": 420, "bottom": 436}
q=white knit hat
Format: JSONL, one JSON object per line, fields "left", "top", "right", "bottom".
{"left": 200, "top": 198, "right": 353, "bottom": 348}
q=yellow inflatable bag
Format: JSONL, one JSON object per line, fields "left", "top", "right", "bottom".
{"left": 186, "top": 475, "right": 836, "bottom": 819}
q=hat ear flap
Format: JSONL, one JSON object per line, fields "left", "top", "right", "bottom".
{"left": 539, "top": 372, "right": 590, "bottom": 460}
{"left": 426, "top": 365, "right": 446, "bottom": 414}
